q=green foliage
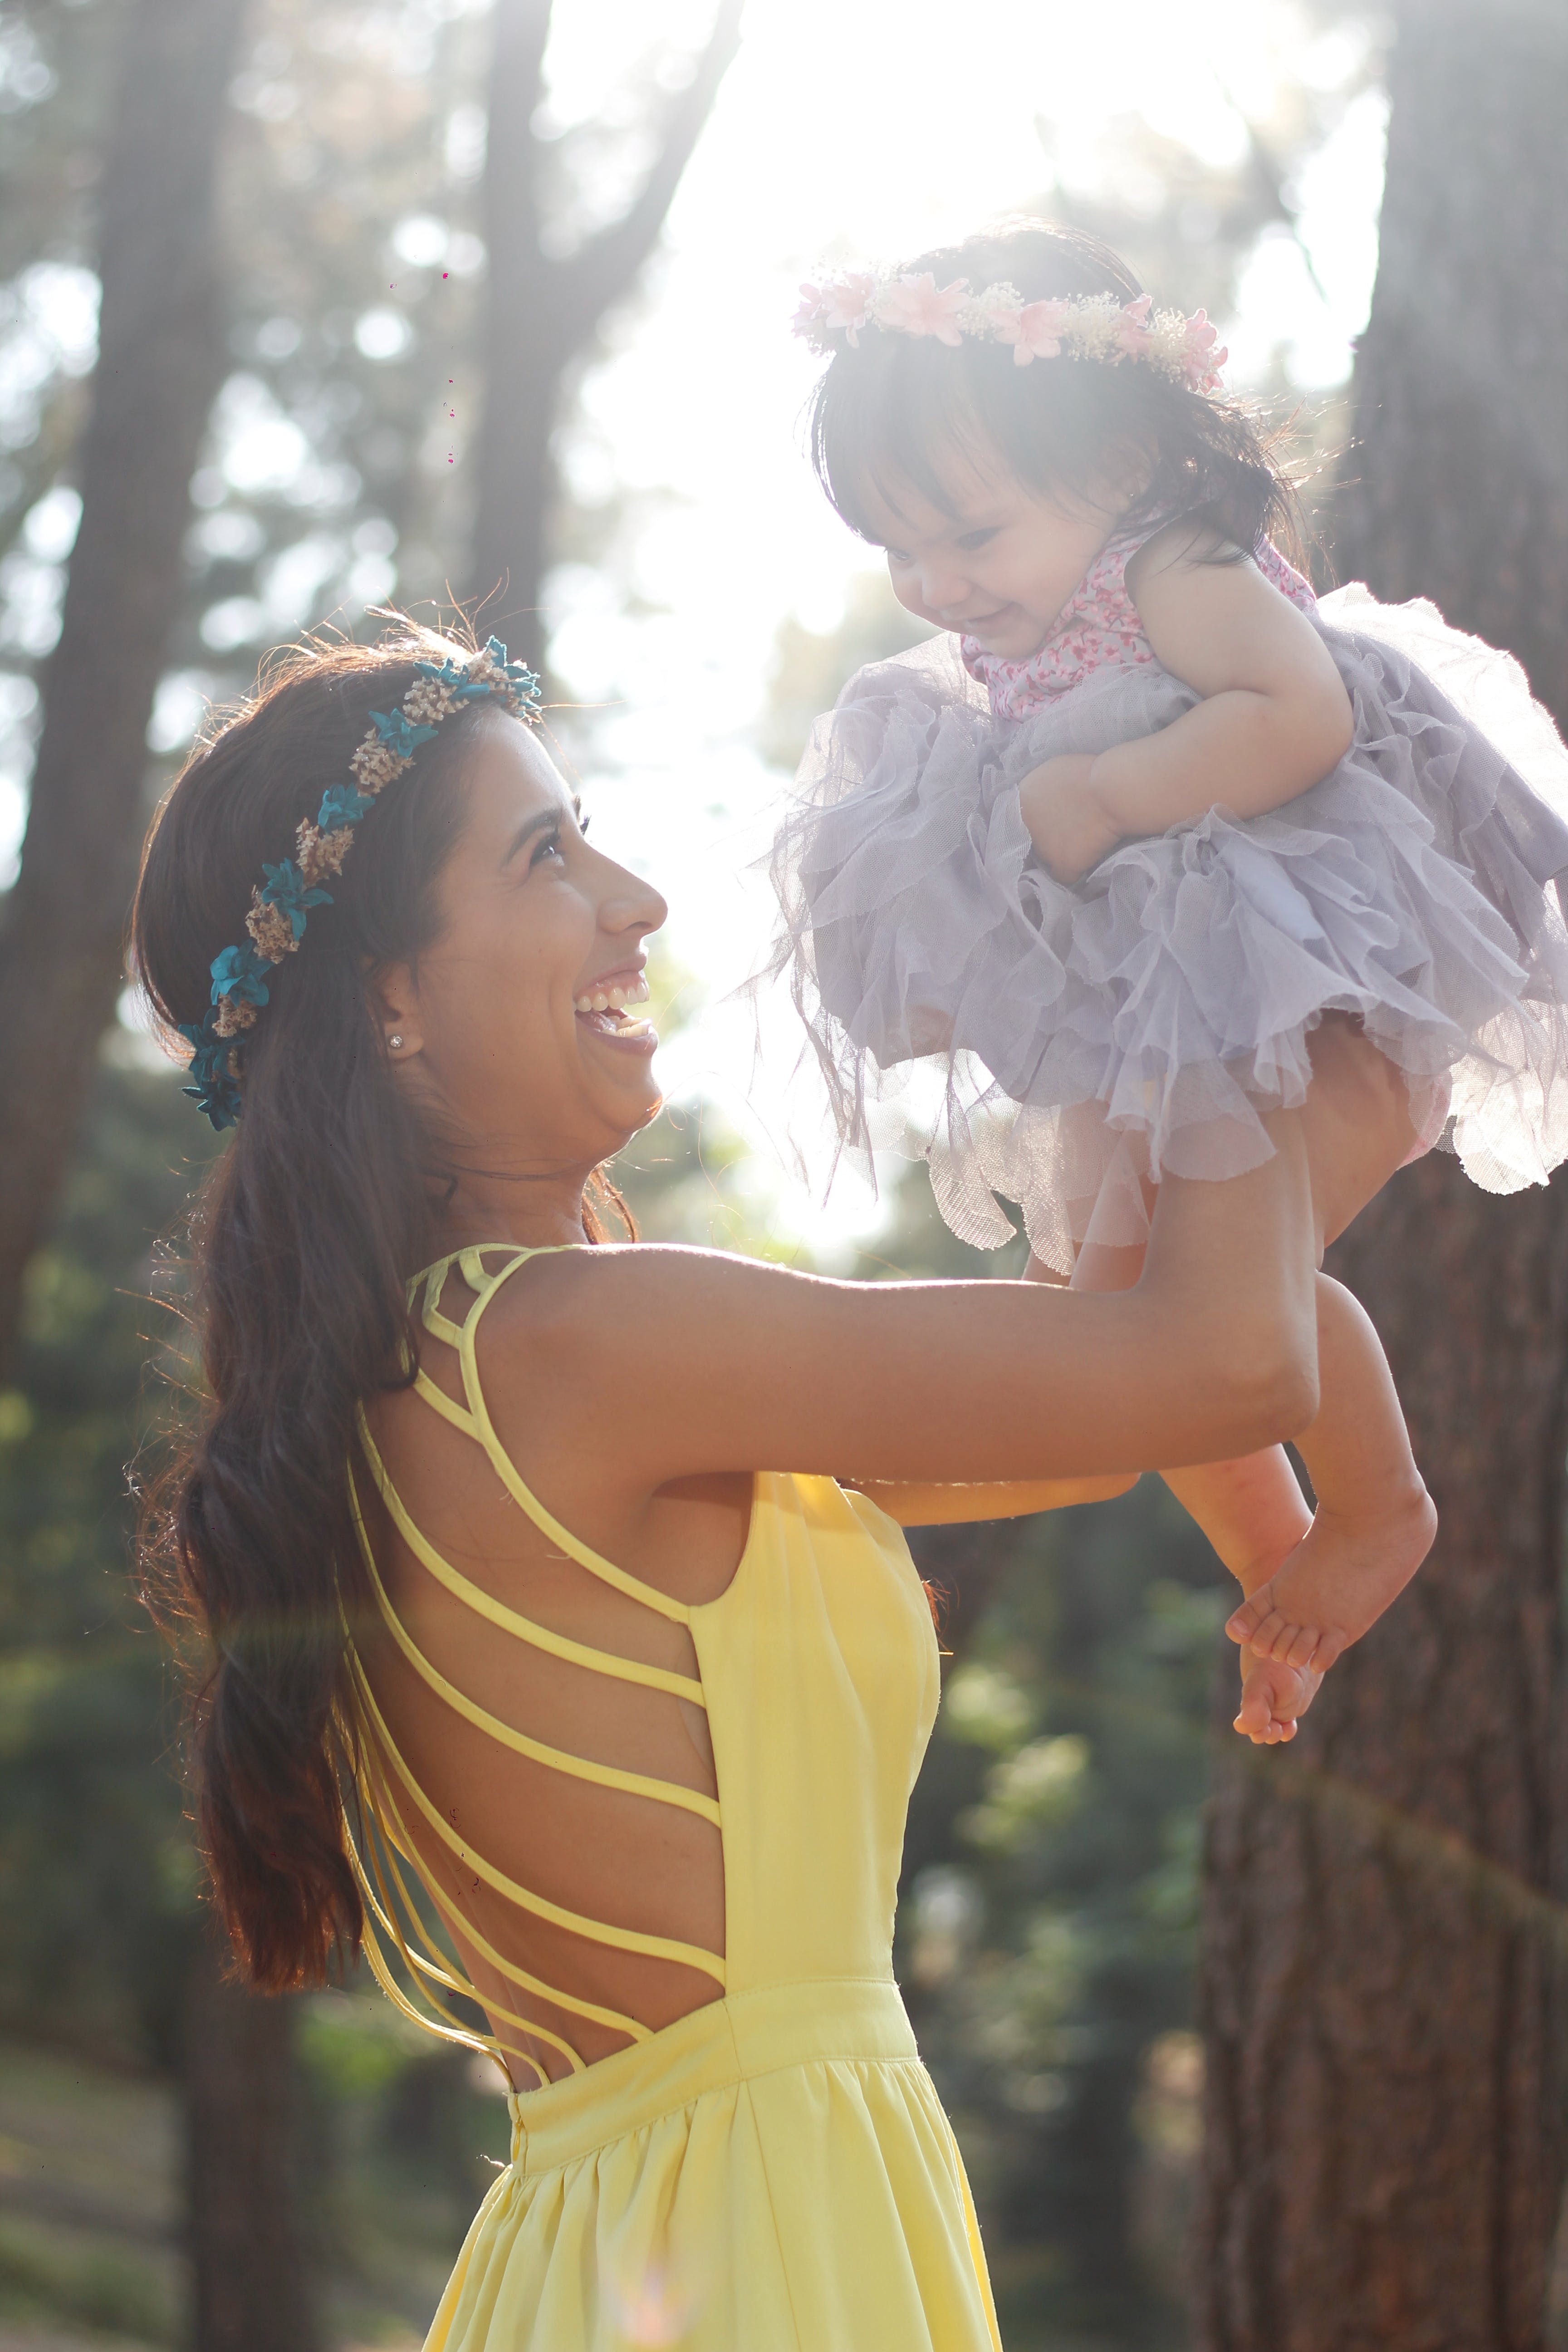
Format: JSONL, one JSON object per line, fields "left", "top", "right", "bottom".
{"left": 899, "top": 1481, "right": 1227, "bottom": 2347}
{"left": 0, "top": 1058, "right": 218, "bottom": 2065}
{"left": 0, "top": 2210, "right": 177, "bottom": 2340}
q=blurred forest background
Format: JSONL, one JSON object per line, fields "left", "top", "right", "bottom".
{"left": 1, "top": 1, "right": 1567, "bottom": 2349}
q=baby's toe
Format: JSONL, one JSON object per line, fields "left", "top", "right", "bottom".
{"left": 1280, "top": 1623, "right": 1322, "bottom": 1671}
{"left": 1249, "top": 1609, "right": 1294, "bottom": 1661}
{"left": 1225, "top": 1592, "right": 1269, "bottom": 1646}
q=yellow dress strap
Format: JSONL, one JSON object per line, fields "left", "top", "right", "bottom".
{"left": 350, "top": 1813, "right": 573, "bottom": 2088}
{"left": 348, "top": 1469, "right": 721, "bottom": 1827}
{"left": 354, "top": 1413, "right": 706, "bottom": 1707}
{"left": 350, "top": 1656, "right": 727, "bottom": 1986}
{"left": 348, "top": 1722, "right": 655, "bottom": 2045}
{"left": 410, "top": 1367, "right": 480, "bottom": 1440}
{"left": 414, "top": 1245, "right": 699, "bottom": 1629}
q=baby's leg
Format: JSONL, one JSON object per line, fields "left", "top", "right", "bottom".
{"left": 1225, "top": 1275, "right": 1436, "bottom": 1671}
{"left": 1063, "top": 1026, "right": 1438, "bottom": 1696}
{"left": 1055, "top": 1234, "right": 1320, "bottom": 1743}
{"left": 1161, "top": 1451, "right": 1323, "bottom": 1742}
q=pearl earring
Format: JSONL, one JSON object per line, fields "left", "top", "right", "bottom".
{"left": 388, "top": 1034, "right": 404, "bottom": 1051}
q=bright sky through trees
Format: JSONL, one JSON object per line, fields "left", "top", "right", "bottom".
{"left": 526, "top": 0, "right": 1387, "bottom": 1242}
{"left": 7, "top": 0, "right": 1388, "bottom": 1250}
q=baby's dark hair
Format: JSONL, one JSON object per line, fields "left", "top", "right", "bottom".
{"left": 811, "top": 219, "right": 1300, "bottom": 563}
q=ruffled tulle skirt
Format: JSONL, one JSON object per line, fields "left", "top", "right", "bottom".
{"left": 766, "top": 587, "right": 1568, "bottom": 1271}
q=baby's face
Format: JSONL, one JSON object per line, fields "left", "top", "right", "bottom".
{"left": 858, "top": 448, "right": 1122, "bottom": 661}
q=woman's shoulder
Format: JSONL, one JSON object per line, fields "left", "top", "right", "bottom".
{"left": 461, "top": 1240, "right": 830, "bottom": 1401}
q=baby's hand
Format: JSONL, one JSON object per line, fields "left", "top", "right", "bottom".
{"left": 1017, "top": 755, "right": 1122, "bottom": 883}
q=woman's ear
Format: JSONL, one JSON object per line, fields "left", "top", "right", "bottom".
{"left": 368, "top": 963, "right": 422, "bottom": 1059}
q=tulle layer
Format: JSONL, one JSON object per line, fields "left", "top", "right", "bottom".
{"left": 767, "top": 588, "right": 1568, "bottom": 1269}
{"left": 424, "top": 1984, "right": 999, "bottom": 2352}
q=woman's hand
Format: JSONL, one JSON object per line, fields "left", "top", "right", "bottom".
{"left": 1017, "top": 754, "right": 1122, "bottom": 883}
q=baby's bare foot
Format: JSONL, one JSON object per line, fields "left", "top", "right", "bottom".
{"left": 1233, "top": 1650, "right": 1321, "bottom": 1744}
{"left": 1225, "top": 1485, "right": 1436, "bottom": 1674}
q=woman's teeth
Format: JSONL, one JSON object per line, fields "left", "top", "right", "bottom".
{"left": 573, "top": 975, "right": 650, "bottom": 1015}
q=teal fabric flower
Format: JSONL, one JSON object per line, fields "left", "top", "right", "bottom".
{"left": 258, "top": 859, "right": 333, "bottom": 941}
{"left": 317, "top": 783, "right": 375, "bottom": 831}
{"left": 369, "top": 707, "right": 440, "bottom": 760}
{"left": 414, "top": 654, "right": 469, "bottom": 689}
{"left": 178, "top": 1018, "right": 240, "bottom": 1130}
{"left": 209, "top": 942, "right": 271, "bottom": 1008}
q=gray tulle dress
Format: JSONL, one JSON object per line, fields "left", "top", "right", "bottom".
{"left": 767, "top": 521, "right": 1568, "bottom": 1272}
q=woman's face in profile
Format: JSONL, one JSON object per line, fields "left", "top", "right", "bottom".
{"left": 381, "top": 712, "right": 668, "bottom": 1171}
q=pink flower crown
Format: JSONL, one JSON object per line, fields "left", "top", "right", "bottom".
{"left": 792, "top": 270, "right": 1227, "bottom": 393}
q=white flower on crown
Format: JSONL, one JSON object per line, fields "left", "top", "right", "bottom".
{"left": 793, "top": 267, "right": 1229, "bottom": 392}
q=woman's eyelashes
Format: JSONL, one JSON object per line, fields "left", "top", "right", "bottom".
{"left": 528, "top": 810, "right": 589, "bottom": 870}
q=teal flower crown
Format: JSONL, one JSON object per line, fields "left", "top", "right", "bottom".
{"left": 177, "top": 637, "right": 542, "bottom": 1129}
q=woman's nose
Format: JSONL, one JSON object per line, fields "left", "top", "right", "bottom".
{"left": 600, "top": 861, "right": 667, "bottom": 941}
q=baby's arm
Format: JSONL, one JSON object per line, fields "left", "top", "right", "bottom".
{"left": 1019, "top": 524, "right": 1354, "bottom": 881}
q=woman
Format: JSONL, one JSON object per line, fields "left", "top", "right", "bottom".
{"left": 132, "top": 624, "right": 1406, "bottom": 2351}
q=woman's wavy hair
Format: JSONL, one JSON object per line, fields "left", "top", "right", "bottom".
{"left": 132, "top": 622, "right": 626, "bottom": 1991}
{"left": 811, "top": 219, "right": 1301, "bottom": 564}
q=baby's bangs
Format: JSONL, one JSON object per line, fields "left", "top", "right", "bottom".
{"left": 812, "top": 344, "right": 1024, "bottom": 541}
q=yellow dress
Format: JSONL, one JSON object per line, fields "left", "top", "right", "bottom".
{"left": 343, "top": 1244, "right": 1002, "bottom": 2352}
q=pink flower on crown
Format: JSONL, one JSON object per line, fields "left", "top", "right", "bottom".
{"left": 1114, "top": 293, "right": 1154, "bottom": 358}
{"left": 793, "top": 282, "right": 831, "bottom": 339}
{"left": 1179, "top": 308, "right": 1227, "bottom": 392}
{"left": 993, "top": 297, "right": 1071, "bottom": 367}
{"left": 877, "top": 273, "right": 970, "bottom": 346}
{"left": 822, "top": 270, "right": 877, "bottom": 343}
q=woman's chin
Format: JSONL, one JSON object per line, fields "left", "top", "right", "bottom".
{"left": 575, "top": 1009, "right": 663, "bottom": 1129}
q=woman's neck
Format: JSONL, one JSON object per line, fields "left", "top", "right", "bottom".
{"left": 429, "top": 1161, "right": 602, "bottom": 1257}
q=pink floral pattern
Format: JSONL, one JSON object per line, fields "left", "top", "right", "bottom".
{"left": 962, "top": 523, "right": 1318, "bottom": 721}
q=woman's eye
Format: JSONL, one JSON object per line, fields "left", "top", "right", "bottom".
{"left": 530, "top": 830, "right": 564, "bottom": 868}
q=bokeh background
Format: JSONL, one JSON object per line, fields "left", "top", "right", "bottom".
{"left": 1, "top": 3, "right": 1566, "bottom": 2348}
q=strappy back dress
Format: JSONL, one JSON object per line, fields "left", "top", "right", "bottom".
{"left": 342, "top": 1244, "right": 1001, "bottom": 2352}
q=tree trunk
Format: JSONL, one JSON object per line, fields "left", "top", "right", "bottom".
{"left": 1196, "top": 6, "right": 1568, "bottom": 2346}
{"left": 0, "top": 0, "right": 249, "bottom": 1379}
{"left": 185, "top": 1920, "right": 321, "bottom": 2352}
{"left": 468, "top": 0, "right": 742, "bottom": 671}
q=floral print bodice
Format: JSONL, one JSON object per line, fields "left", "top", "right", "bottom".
{"left": 961, "top": 516, "right": 1318, "bottom": 722}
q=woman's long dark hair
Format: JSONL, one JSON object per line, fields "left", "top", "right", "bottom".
{"left": 812, "top": 219, "right": 1300, "bottom": 563}
{"left": 132, "top": 625, "right": 622, "bottom": 1990}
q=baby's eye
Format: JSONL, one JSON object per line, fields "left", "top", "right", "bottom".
{"left": 884, "top": 547, "right": 912, "bottom": 567}
{"left": 956, "top": 527, "right": 998, "bottom": 552}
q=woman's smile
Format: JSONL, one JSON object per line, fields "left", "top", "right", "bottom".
{"left": 574, "top": 965, "right": 658, "bottom": 1054}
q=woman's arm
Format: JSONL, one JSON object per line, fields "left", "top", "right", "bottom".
{"left": 1018, "top": 527, "right": 1355, "bottom": 881}
{"left": 483, "top": 1110, "right": 1325, "bottom": 1500}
